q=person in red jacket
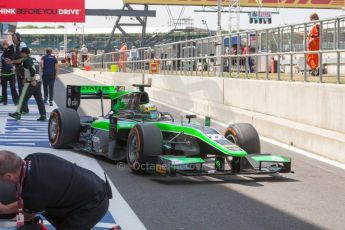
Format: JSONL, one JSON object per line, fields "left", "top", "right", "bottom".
{"left": 242, "top": 45, "right": 254, "bottom": 73}
{"left": 119, "top": 42, "right": 127, "bottom": 72}
{"left": 71, "top": 49, "right": 78, "bottom": 67}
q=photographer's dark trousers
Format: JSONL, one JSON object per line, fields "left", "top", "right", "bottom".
{"left": 42, "top": 76, "right": 55, "bottom": 102}
{"left": 17, "top": 81, "right": 46, "bottom": 116}
{"left": 1, "top": 73, "right": 19, "bottom": 104}
{"left": 132, "top": 57, "right": 138, "bottom": 71}
{"left": 0, "top": 181, "right": 17, "bottom": 220}
{"left": 81, "top": 55, "right": 88, "bottom": 66}
{"left": 15, "top": 65, "right": 25, "bottom": 95}
{"left": 43, "top": 192, "right": 109, "bottom": 230}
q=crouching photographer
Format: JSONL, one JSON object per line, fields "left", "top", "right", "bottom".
{"left": 0, "top": 151, "right": 112, "bottom": 230}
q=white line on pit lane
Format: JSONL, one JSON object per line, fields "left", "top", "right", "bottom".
{"left": 43, "top": 219, "right": 117, "bottom": 228}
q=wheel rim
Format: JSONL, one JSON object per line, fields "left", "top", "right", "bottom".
{"left": 226, "top": 134, "right": 237, "bottom": 145}
{"left": 49, "top": 117, "right": 58, "bottom": 140}
{"left": 128, "top": 134, "right": 139, "bottom": 164}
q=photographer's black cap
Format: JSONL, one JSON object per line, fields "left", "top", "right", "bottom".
{"left": 21, "top": 47, "right": 30, "bottom": 55}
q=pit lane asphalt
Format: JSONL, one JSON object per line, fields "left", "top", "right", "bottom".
{"left": 56, "top": 66, "right": 345, "bottom": 230}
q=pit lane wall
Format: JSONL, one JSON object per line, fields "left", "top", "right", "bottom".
{"left": 74, "top": 69, "right": 345, "bottom": 164}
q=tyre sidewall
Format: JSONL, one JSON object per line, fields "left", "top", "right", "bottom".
{"left": 48, "top": 108, "right": 80, "bottom": 149}
{"left": 127, "top": 126, "right": 144, "bottom": 172}
{"left": 225, "top": 123, "right": 260, "bottom": 154}
{"left": 48, "top": 110, "right": 62, "bottom": 148}
{"left": 126, "top": 124, "right": 162, "bottom": 173}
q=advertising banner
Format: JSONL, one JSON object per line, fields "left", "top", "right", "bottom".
{"left": 0, "top": 0, "right": 85, "bottom": 22}
{"left": 123, "top": 0, "right": 344, "bottom": 9}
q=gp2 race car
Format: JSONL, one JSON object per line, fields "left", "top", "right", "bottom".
{"left": 48, "top": 84, "right": 292, "bottom": 176}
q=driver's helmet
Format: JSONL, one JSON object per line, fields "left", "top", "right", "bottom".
{"left": 139, "top": 103, "right": 159, "bottom": 119}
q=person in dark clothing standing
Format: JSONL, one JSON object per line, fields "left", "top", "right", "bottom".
{"left": 1, "top": 39, "right": 19, "bottom": 105}
{"left": 12, "top": 32, "right": 27, "bottom": 96}
{"left": 8, "top": 47, "right": 46, "bottom": 121}
{"left": 0, "top": 151, "right": 112, "bottom": 230}
{"left": 41, "top": 48, "right": 58, "bottom": 106}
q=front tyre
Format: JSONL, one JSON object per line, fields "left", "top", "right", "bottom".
{"left": 48, "top": 108, "right": 80, "bottom": 149}
{"left": 225, "top": 123, "right": 261, "bottom": 172}
{"left": 126, "top": 123, "right": 163, "bottom": 173}
{"left": 224, "top": 123, "right": 261, "bottom": 154}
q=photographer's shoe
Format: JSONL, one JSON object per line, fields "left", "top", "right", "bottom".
{"left": 9, "top": 112, "right": 21, "bottom": 120}
{"left": 37, "top": 115, "right": 47, "bottom": 121}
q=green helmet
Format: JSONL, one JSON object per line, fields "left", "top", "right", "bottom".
{"left": 139, "top": 103, "right": 159, "bottom": 119}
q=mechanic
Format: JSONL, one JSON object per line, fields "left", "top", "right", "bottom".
{"left": 11, "top": 32, "right": 27, "bottom": 96}
{"left": 1, "top": 39, "right": 19, "bottom": 105}
{"left": 0, "top": 151, "right": 112, "bottom": 230}
{"left": 119, "top": 42, "right": 127, "bottom": 72}
{"left": 67, "top": 50, "right": 72, "bottom": 67}
{"left": 8, "top": 47, "right": 46, "bottom": 121}
{"left": 129, "top": 45, "right": 139, "bottom": 71}
{"left": 41, "top": 48, "right": 58, "bottom": 106}
{"left": 80, "top": 44, "right": 88, "bottom": 66}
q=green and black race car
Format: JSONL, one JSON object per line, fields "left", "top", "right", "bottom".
{"left": 48, "top": 84, "right": 292, "bottom": 176}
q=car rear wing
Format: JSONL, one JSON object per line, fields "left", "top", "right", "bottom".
{"left": 66, "top": 85, "right": 125, "bottom": 112}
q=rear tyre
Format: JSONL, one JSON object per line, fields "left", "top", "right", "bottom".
{"left": 48, "top": 108, "right": 80, "bottom": 149}
{"left": 224, "top": 123, "right": 261, "bottom": 154}
{"left": 126, "top": 123, "right": 163, "bottom": 173}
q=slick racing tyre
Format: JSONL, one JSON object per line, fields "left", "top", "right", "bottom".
{"left": 126, "top": 123, "right": 163, "bottom": 173}
{"left": 224, "top": 123, "right": 261, "bottom": 154}
{"left": 48, "top": 108, "right": 80, "bottom": 149}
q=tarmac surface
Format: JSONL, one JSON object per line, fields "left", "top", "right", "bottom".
{"left": 1, "top": 66, "right": 343, "bottom": 229}
{"left": 52, "top": 66, "right": 345, "bottom": 230}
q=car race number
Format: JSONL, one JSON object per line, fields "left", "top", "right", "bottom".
{"left": 206, "top": 134, "right": 224, "bottom": 141}
{"left": 66, "top": 85, "right": 80, "bottom": 110}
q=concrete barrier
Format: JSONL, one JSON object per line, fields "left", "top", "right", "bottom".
{"left": 74, "top": 69, "right": 143, "bottom": 90}
{"left": 73, "top": 69, "right": 345, "bottom": 163}
{"left": 223, "top": 78, "right": 345, "bottom": 134}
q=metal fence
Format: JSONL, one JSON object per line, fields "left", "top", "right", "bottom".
{"left": 88, "top": 46, "right": 153, "bottom": 72}
{"left": 88, "top": 15, "right": 345, "bottom": 84}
